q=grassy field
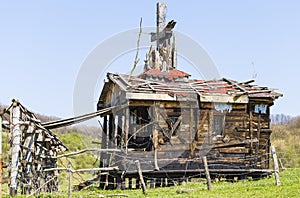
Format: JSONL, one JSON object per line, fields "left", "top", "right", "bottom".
{"left": 1, "top": 117, "right": 299, "bottom": 197}
{"left": 3, "top": 168, "right": 297, "bottom": 198}
{"left": 67, "top": 168, "right": 300, "bottom": 198}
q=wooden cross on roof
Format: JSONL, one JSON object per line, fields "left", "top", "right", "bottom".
{"left": 151, "top": 3, "right": 176, "bottom": 49}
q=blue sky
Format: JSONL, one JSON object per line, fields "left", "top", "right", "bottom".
{"left": 0, "top": 1, "right": 299, "bottom": 119}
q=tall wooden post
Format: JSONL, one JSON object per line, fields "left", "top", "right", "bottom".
{"left": 249, "top": 110, "right": 253, "bottom": 166}
{"left": 208, "top": 112, "right": 213, "bottom": 144}
{"left": 203, "top": 156, "right": 212, "bottom": 190}
{"left": 21, "top": 122, "right": 35, "bottom": 194}
{"left": 271, "top": 146, "right": 281, "bottom": 186}
{"left": 156, "top": 2, "right": 166, "bottom": 50}
{"left": 68, "top": 163, "right": 72, "bottom": 198}
{"left": 117, "top": 113, "right": 123, "bottom": 148}
{"left": 153, "top": 103, "right": 160, "bottom": 171}
{"left": 109, "top": 114, "right": 114, "bottom": 149}
{"left": 100, "top": 116, "right": 108, "bottom": 189}
{"left": 172, "top": 34, "right": 177, "bottom": 69}
{"left": 135, "top": 160, "right": 147, "bottom": 194}
{"left": 256, "top": 113, "right": 261, "bottom": 166}
{"left": 189, "top": 105, "right": 194, "bottom": 154}
{"left": 10, "top": 100, "right": 22, "bottom": 196}
{"left": 124, "top": 107, "right": 130, "bottom": 153}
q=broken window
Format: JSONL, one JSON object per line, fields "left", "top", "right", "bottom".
{"left": 214, "top": 103, "right": 232, "bottom": 113}
{"left": 165, "top": 108, "right": 181, "bottom": 137}
{"left": 213, "top": 114, "right": 225, "bottom": 136}
{"left": 128, "top": 107, "right": 153, "bottom": 151}
{"left": 254, "top": 104, "right": 268, "bottom": 114}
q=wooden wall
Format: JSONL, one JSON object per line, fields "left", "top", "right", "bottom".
{"left": 100, "top": 98, "right": 273, "bottom": 173}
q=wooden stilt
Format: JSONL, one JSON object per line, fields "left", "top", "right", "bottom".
{"left": 128, "top": 178, "right": 132, "bottom": 189}
{"left": 136, "top": 177, "right": 140, "bottom": 189}
{"left": 155, "top": 178, "right": 161, "bottom": 187}
{"left": 150, "top": 179, "right": 155, "bottom": 188}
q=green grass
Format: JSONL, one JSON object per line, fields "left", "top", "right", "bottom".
{"left": 4, "top": 168, "right": 297, "bottom": 198}
{"left": 2, "top": 120, "right": 300, "bottom": 197}
{"left": 78, "top": 168, "right": 299, "bottom": 198}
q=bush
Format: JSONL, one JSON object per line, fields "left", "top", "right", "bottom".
{"left": 271, "top": 118, "right": 300, "bottom": 168}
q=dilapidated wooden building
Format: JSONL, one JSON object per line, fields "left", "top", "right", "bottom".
{"left": 97, "top": 3, "right": 282, "bottom": 189}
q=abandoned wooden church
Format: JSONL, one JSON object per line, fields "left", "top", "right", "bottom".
{"left": 97, "top": 3, "right": 282, "bottom": 189}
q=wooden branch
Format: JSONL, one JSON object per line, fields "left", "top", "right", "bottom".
{"left": 42, "top": 105, "right": 125, "bottom": 129}
{"left": 55, "top": 148, "right": 123, "bottom": 159}
{"left": 43, "top": 167, "right": 68, "bottom": 172}
{"left": 203, "top": 156, "right": 212, "bottom": 190}
{"left": 129, "top": 17, "right": 143, "bottom": 81}
{"left": 43, "top": 166, "right": 119, "bottom": 173}
{"left": 26, "top": 176, "right": 58, "bottom": 198}
{"left": 74, "top": 167, "right": 119, "bottom": 173}
{"left": 169, "top": 115, "right": 182, "bottom": 137}
{"left": 135, "top": 160, "right": 147, "bottom": 194}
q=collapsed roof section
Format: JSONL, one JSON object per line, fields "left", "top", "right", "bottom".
{"left": 99, "top": 72, "right": 282, "bottom": 107}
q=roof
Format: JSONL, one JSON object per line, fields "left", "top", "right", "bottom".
{"left": 138, "top": 68, "right": 191, "bottom": 81}
{"left": 100, "top": 72, "right": 282, "bottom": 104}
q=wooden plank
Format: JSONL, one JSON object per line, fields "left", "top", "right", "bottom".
{"left": 153, "top": 103, "right": 160, "bottom": 170}
{"left": 126, "top": 93, "right": 176, "bottom": 101}
{"left": 125, "top": 107, "right": 130, "bottom": 153}
{"left": 208, "top": 111, "right": 213, "bottom": 144}
{"left": 219, "top": 147, "right": 249, "bottom": 154}
{"left": 10, "top": 101, "right": 22, "bottom": 196}
{"left": 271, "top": 146, "right": 281, "bottom": 186}
{"left": 135, "top": 160, "right": 147, "bottom": 194}
{"left": 189, "top": 105, "right": 194, "bottom": 144}
{"left": 203, "top": 156, "right": 212, "bottom": 190}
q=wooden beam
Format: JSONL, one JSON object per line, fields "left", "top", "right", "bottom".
{"left": 249, "top": 109, "right": 254, "bottom": 167}
{"left": 156, "top": 2, "right": 166, "bottom": 49}
{"left": 271, "top": 146, "right": 281, "bottom": 186}
{"left": 117, "top": 113, "right": 123, "bottom": 148}
{"left": 219, "top": 147, "right": 249, "bottom": 154}
{"left": 208, "top": 111, "right": 213, "bottom": 144}
{"left": 189, "top": 105, "right": 194, "bottom": 144}
{"left": 124, "top": 107, "right": 130, "bottom": 153}
{"left": 190, "top": 110, "right": 208, "bottom": 158}
{"left": 153, "top": 103, "right": 160, "bottom": 171}
{"left": 10, "top": 100, "right": 22, "bottom": 196}
{"left": 43, "top": 166, "right": 119, "bottom": 173}
{"left": 135, "top": 160, "right": 147, "bottom": 194}
{"left": 203, "top": 156, "right": 212, "bottom": 190}
{"left": 126, "top": 92, "right": 176, "bottom": 101}
{"left": 55, "top": 148, "right": 123, "bottom": 159}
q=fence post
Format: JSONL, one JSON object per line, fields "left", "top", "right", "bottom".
{"left": 203, "top": 156, "right": 212, "bottom": 190}
{"left": 135, "top": 160, "right": 147, "bottom": 194}
{"left": 271, "top": 146, "right": 281, "bottom": 186}
{"left": 10, "top": 100, "right": 22, "bottom": 196}
{"left": 68, "top": 163, "right": 72, "bottom": 198}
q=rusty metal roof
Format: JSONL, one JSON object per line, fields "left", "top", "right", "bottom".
{"left": 102, "top": 72, "right": 282, "bottom": 103}
{"left": 138, "top": 68, "right": 191, "bottom": 81}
